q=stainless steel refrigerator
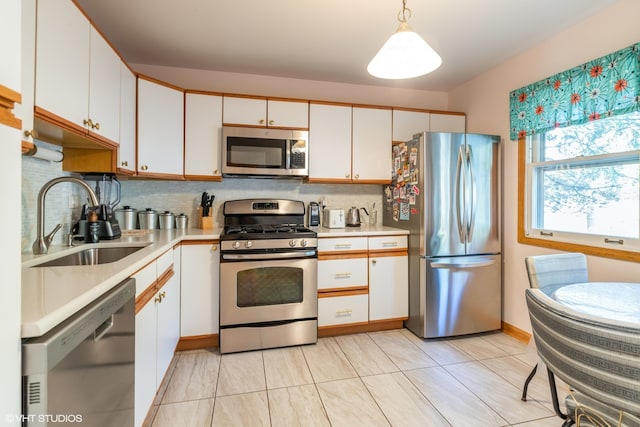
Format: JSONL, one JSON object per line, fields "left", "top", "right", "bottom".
{"left": 383, "top": 132, "right": 502, "bottom": 338}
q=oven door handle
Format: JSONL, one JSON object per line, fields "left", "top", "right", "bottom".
{"left": 222, "top": 250, "right": 317, "bottom": 260}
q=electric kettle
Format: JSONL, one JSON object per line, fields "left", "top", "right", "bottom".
{"left": 346, "top": 207, "right": 368, "bottom": 227}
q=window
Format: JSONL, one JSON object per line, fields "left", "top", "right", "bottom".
{"left": 523, "top": 111, "right": 640, "bottom": 252}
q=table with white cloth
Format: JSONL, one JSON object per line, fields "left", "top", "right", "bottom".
{"left": 551, "top": 281, "right": 640, "bottom": 324}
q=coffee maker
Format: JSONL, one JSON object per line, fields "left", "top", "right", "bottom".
{"left": 73, "top": 174, "right": 122, "bottom": 240}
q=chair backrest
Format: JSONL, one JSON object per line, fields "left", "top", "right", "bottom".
{"left": 525, "top": 288, "right": 640, "bottom": 417}
{"left": 524, "top": 253, "right": 588, "bottom": 295}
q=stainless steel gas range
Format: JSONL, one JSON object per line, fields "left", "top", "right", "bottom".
{"left": 219, "top": 199, "right": 318, "bottom": 354}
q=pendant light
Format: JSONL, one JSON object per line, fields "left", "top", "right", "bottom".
{"left": 367, "top": 0, "right": 442, "bottom": 79}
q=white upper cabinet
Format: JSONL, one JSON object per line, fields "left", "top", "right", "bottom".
{"left": 429, "top": 113, "right": 466, "bottom": 133}
{"left": 0, "top": 0, "right": 21, "bottom": 93}
{"left": 137, "top": 78, "right": 184, "bottom": 177}
{"left": 88, "top": 27, "right": 121, "bottom": 143}
{"left": 35, "top": 0, "right": 121, "bottom": 144}
{"left": 222, "top": 96, "right": 309, "bottom": 128}
{"left": 266, "top": 99, "right": 309, "bottom": 129}
{"left": 17, "top": 0, "right": 36, "bottom": 141}
{"left": 352, "top": 107, "right": 392, "bottom": 183}
{"left": 35, "top": 0, "right": 90, "bottom": 129}
{"left": 222, "top": 96, "right": 266, "bottom": 127}
{"left": 185, "top": 93, "right": 223, "bottom": 179}
{"left": 392, "top": 109, "right": 430, "bottom": 142}
{"left": 308, "top": 103, "right": 352, "bottom": 182}
{"left": 118, "top": 63, "right": 136, "bottom": 173}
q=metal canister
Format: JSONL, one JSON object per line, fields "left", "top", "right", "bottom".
{"left": 175, "top": 213, "right": 189, "bottom": 230}
{"left": 114, "top": 206, "right": 137, "bottom": 230}
{"left": 137, "top": 208, "right": 158, "bottom": 229}
{"left": 158, "top": 211, "right": 175, "bottom": 229}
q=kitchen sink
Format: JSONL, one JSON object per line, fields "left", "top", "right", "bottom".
{"left": 31, "top": 245, "right": 148, "bottom": 267}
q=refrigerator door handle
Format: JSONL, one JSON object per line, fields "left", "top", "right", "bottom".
{"left": 430, "top": 258, "right": 497, "bottom": 269}
{"left": 466, "top": 144, "right": 476, "bottom": 243}
{"left": 455, "top": 145, "right": 465, "bottom": 244}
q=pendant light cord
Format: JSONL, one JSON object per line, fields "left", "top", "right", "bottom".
{"left": 398, "top": 0, "right": 412, "bottom": 23}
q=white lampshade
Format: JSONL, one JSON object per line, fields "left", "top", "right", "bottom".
{"left": 367, "top": 22, "right": 442, "bottom": 79}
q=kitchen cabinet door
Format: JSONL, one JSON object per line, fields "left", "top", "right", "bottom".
{"left": 0, "top": 0, "right": 20, "bottom": 93}
{"left": 35, "top": 0, "right": 90, "bottom": 129}
{"left": 16, "top": 0, "right": 36, "bottom": 144}
{"left": 185, "top": 93, "right": 223, "bottom": 179}
{"left": 392, "top": 109, "right": 430, "bottom": 142}
{"left": 318, "top": 257, "right": 368, "bottom": 291}
{"left": 180, "top": 242, "right": 220, "bottom": 336}
{"left": 222, "top": 96, "right": 266, "bottom": 127}
{"left": 88, "top": 27, "right": 121, "bottom": 143}
{"left": 137, "top": 78, "right": 185, "bottom": 177}
{"left": 308, "top": 103, "right": 352, "bottom": 182}
{"left": 267, "top": 99, "right": 309, "bottom": 129}
{"left": 352, "top": 107, "right": 392, "bottom": 183}
{"left": 156, "top": 261, "right": 180, "bottom": 386}
{"left": 318, "top": 293, "right": 369, "bottom": 327}
{"left": 118, "top": 63, "right": 136, "bottom": 173}
{"left": 430, "top": 113, "right": 466, "bottom": 133}
{"left": 369, "top": 254, "right": 408, "bottom": 321}
{"left": 134, "top": 299, "right": 156, "bottom": 427}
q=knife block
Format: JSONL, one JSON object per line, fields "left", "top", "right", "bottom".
{"left": 199, "top": 207, "right": 213, "bottom": 229}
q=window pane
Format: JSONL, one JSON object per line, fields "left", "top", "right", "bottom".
{"left": 534, "top": 162, "right": 639, "bottom": 237}
{"left": 540, "top": 112, "right": 640, "bottom": 161}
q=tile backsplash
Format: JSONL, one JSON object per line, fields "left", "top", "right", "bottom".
{"left": 22, "top": 150, "right": 383, "bottom": 252}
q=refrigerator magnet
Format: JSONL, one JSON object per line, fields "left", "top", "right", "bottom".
{"left": 400, "top": 203, "right": 410, "bottom": 220}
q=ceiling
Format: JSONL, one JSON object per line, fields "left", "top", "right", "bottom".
{"left": 75, "top": 0, "right": 620, "bottom": 92}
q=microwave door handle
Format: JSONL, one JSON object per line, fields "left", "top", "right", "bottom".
{"left": 285, "top": 140, "right": 292, "bottom": 169}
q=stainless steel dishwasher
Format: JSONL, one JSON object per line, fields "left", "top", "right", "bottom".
{"left": 22, "top": 278, "right": 135, "bottom": 427}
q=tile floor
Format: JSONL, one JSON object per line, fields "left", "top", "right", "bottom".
{"left": 143, "top": 329, "right": 569, "bottom": 427}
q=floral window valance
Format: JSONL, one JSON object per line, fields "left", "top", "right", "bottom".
{"left": 509, "top": 42, "right": 640, "bottom": 140}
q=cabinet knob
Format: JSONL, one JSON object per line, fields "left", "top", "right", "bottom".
{"left": 211, "top": 245, "right": 218, "bottom": 252}
{"left": 345, "top": 173, "right": 350, "bottom": 179}
{"left": 140, "top": 165, "right": 148, "bottom": 171}
{"left": 214, "top": 169, "right": 219, "bottom": 175}
{"left": 83, "top": 118, "right": 93, "bottom": 128}
{"left": 121, "top": 161, "right": 128, "bottom": 167}
{"left": 155, "top": 295, "right": 163, "bottom": 303}
{"left": 93, "top": 121, "right": 100, "bottom": 130}
{"left": 259, "top": 119, "right": 265, "bottom": 125}
{"left": 161, "top": 291, "right": 166, "bottom": 298}
{"left": 23, "top": 129, "right": 38, "bottom": 139}
{"left": 371, "top": 259, "right": 377, "bottom": 265}
{"left": 354, "top": 174, "right": 359, "bottom": 180}
{"left": 269, "top": 120, "right": 275, "bottom": 125}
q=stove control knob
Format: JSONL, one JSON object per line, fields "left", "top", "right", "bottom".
{"left": 232, "top": 241, "right": 240, "bottom": 249}
{"left": 300, "top": 239, "right": 308, "bottom": 247}
{"left": 245, "top": 241, "right": 253, "bottom": 248}
{"left": 289, "top": 239, "right": 297, "bottom": 247}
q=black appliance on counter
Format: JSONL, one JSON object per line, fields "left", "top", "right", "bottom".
{"left": 219, "top": 199, "right": 318, "bottom": 354}
{"left": 72, "top": 173, "right": 122, "bottom": 240}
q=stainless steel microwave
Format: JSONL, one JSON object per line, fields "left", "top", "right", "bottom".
{"left": 222, "top": 126, "right": 309, "bottom": 177}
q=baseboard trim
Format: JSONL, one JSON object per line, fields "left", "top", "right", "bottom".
{"left": 176, "top": 334, "right": 219, "bottom": 351}
{"left": 501, "top": 321, "right": 531, "bottom": 343}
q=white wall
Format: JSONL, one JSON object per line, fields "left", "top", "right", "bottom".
{"left": 131, "top": 64, "right": 451, "bottom": 111}
{"left": 448, "top": 0, "right": 640, "bottom": 332}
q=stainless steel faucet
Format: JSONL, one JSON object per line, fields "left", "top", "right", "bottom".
{"left": 32, "top": 177, "right": 100, "bottom": 254}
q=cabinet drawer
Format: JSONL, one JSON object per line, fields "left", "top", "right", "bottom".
{"left": 318, "top": 237, "right": 368, "bottom": 253}
{"left": 156, "top": 249, "right": 173, "bottom": 277}
{"left": 132, "top": 261, "right": 156, "bottom": 296}
{"left": 318, "top": 258, "right": 368, "bottom": 290}
{"left": 368, "top": 235, "right": 407, "bottom": 251}
{"left": 318, "top": 294, "right": 368, "bottom": 327}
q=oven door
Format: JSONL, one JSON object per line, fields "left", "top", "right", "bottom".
{"left": 220, "top": 257, "right": 317, "bottom": 326}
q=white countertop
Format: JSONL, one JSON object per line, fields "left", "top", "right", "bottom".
{"left": 21, "top": 225, "right": 407, "bottom": 339}
{"left": 21, "top": 228, "right": 220, "bottom": 338}
{"left": 315, "top": 224, "right": 409, "bottom": 237}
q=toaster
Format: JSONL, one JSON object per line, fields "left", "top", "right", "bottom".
{"left": 322, "top": 208, "right": 345, "bottom": 228}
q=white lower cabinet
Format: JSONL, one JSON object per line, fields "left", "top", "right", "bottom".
{"left": 369, "top": 254, "right": 408, "bottom": 321}
{"left": 180, "top": 242, "right": 220, "bottom": 336}
{"left": 133, "top": 248, "right": 179, "bottom": 427}
{"left": 317, "top": 234, "right": 408, "bottom": 329}
{"left": 318, "top": 293, "right": 369, "bottom": 327}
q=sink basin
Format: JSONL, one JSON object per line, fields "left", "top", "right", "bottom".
{"left": 32, "top": 245, "right": 147, "bottom": 267}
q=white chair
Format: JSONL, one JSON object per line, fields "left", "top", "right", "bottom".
{"left": 521, "top": 253, "right": 588, "bottom": 404}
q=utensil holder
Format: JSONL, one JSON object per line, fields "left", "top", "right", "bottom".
{"left": 199, "top": 207, "right": 213, "bottom": 229}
